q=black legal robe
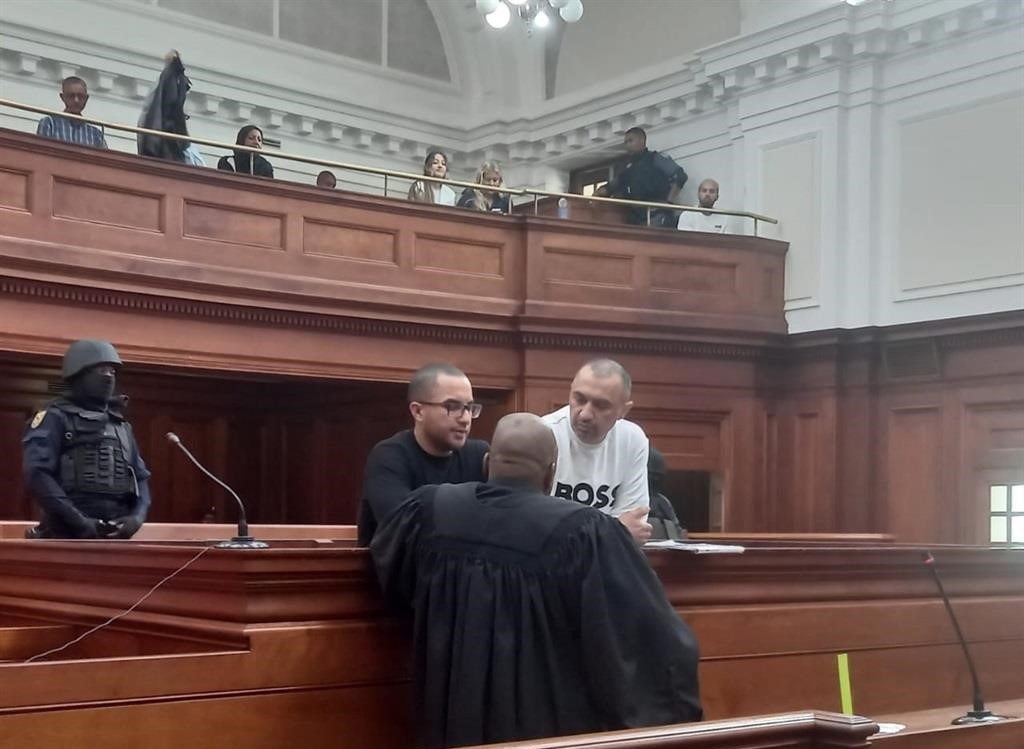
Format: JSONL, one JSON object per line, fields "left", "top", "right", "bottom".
{"left": 371, "top": 478, "right": 702, "bottom": 748}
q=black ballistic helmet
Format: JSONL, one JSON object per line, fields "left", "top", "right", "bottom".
{"left": 61, "top": 339, "right": 123, "bottom": 381}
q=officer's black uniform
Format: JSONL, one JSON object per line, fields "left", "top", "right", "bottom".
{"left": 647, "top": 447, "right": 686, "bottom": 541}
{"left": 605, "top": 148, "right": 688, "bottom": 226}
{"left": 22, "top": 340, "right": 152, "bottom": 539}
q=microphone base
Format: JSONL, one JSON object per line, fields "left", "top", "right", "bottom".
{"left": 216, "top": 536, "right": 270, "bottom": 550}
{"left": 951, "top": 710, "right": 1010, "bottom": 725}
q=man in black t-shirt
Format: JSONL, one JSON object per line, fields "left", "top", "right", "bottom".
{"left": 357, "top": 363, "right": 488, "bottom": 545}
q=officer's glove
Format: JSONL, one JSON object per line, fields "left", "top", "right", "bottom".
{"left": 78, "top": 519, "right": 105, "bottom": 539}
{"left": 110, "top": 515, "right": 143, "bottom": 539}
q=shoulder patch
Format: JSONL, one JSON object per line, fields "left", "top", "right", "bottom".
{"left": 30, "top": 410, "right": 47, "bottom": 429}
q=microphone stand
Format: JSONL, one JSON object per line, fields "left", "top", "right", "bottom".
{"left": 166, "top": 432, "right": 268, "bottom": 549}
{"left": 922, "top": 551, "right": 1008, "bottom": 724}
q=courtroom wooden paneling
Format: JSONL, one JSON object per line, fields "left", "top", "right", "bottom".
{"left": 459, "top": 712, "right": 878, "bottom": 748}
{"left": 784, "top": 316, "right": 1024, "bottom": 543}
{"left": 520, "top": 218, "right": 785, "bottom": 336}
{"left": 0, "top": 128, "right": 785, "bottom": 350}
{"left": 0, "top": 539, "right": 1021, "bottom": 748}
{"left": 1, "top": 129, "right": 1023, "bottom": 543}
{"left": 654, "top": 545, "right": 1024, "bottom": 721}
{"left": 0, "top": 360, "right": 514, "bottom": 525}
{"left": 0, "top": 685, "right": 415, "bottom": 749}
{"left": 4, "top": 317, "right": 1022, "bottom": 542}
{"left": 871, "top": 699, "right": 1024, "bottom": 749}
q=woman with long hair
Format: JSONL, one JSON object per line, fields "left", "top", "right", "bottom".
{"left": 457, "top": 161, "right": 509, "bottom": 213}
{"left": 408, "top": 150, "right": 456, "bottom": 206}
{"left": 217, "top": 125, "right": 274, "bottom": 178}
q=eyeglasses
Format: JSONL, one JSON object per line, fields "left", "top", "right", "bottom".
{"left": 417, "top": 400, "right": 483, "bottom": 419}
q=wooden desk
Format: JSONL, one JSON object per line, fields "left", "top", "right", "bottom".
{"left": 870, "top": 697, "right": 1024, "bottom": 748}
{"left": 462, "top": 712, "right": 877, "bottom": 748}
{"left": 0, "top": 537, "right": 1020, "bottom": 747}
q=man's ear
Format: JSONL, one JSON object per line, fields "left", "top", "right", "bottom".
{"left": 620, "top": 399, "right": 634, "bottom": 420}
{"left": 409, "top": 402, "right": 422, "bottom": 422}
{"left": 544, "top": 461, "right": 556, "bottom": 495}
{"left": 482, "top": 452, "right": 490, "bottom": 480}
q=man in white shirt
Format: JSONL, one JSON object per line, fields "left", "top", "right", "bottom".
{"left": 678, "top": 178, "right": 729, "bottom": 233}
{"left": 542, "top": 359, "right": 652, "bottom": 543}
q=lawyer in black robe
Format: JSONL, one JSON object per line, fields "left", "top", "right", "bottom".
{"left": 371, "top": 413, "right": 702, "bottom": 748}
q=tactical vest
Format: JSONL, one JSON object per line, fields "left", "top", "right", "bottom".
{"left": 52, "top": 400, "right": 138, "bottom": 497}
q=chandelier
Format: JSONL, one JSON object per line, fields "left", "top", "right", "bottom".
{"left": 475, "top": 0, "right": 585, "bottom": 32}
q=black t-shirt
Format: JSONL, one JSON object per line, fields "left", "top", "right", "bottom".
{"left": 356, "top": 429, "right": 488, "bottom": 546}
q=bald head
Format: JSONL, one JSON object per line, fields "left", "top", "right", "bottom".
{"left": 486, "top": 413, "right": 557, "bottom": 490}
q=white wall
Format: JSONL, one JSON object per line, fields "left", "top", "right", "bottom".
{"left": 555, "top": 0, "right": 741, "bottom": 97}
{"left": 1, "top": 0, "right": 1022, "bottom": 332}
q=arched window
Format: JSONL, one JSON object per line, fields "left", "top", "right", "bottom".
{"left": 154, "top": 0, "right": 450, "bottom": 81}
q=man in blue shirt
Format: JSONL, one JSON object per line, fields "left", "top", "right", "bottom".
{"left": 36, "top": 76, "right": 108, "bottom": 149}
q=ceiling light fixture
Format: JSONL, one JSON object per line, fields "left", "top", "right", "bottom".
{"left": 476, "top": 0, "right": 584, "bottom": 35}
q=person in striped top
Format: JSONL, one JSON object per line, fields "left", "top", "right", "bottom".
{"left": 36, "top": 76, "right": 108, "bottom": 149}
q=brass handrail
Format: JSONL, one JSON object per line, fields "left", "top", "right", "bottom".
{"left": 1, "top": 97, "right": 778, "bottom": 231}
{"left": 0, "top": 98, "right": 499, "bottom": 194}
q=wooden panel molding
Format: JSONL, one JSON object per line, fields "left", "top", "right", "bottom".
{"left": 302, "top": 218, "right": 398, "bottom": 265}
{"left": 543, "top": 247, "right": 634, "bottom": 287}
{"left": 649, "top": 257, "right": 738, "bottom": 294}
{"left": 0, "top": 539, "right": 1020, "bottom": 747}
{"left": 182, "top": 200, "right": 284, "bottom": 249}
{"left": 413, "top": 234, "right": 504, "bottom": 277}
{"left": 0, "top": 167, "right": 30, "bottom": 212}
{"left": 52, "top": 178, "right": 163, "bottom": 233}
{"left": 0, "top": 129, "right": 787, "bottom": 344}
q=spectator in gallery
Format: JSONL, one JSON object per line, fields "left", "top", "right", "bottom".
{"left": 594, "top": 126, "right": 686, "bottom": 227}
{"left": 407, "top": 150, "right": 457, "bottom": 206}
{"left": 137, "top": 50, "right": 196, "bottom": 165}
{"left": 217, "top": 125, "right": 274, "bottom": 178}
{"left": 316, "top": 170, "right": 337, "bottom": 189}
{"left": 457, "top": 161, "right": 510, "bottom": 214}
{"left": 678, "top": 179, "right": 729, "bottom": 234}
{"left": 36, "top": 76, "right": 108, "bottom": 149}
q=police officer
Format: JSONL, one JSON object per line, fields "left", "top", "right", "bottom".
{"left": 22, "top": 339, "right": 151, "bottom": 539}
{"left": 595, "top": 126, "right": 688, "bottom": 227}
{"left": 647, "top": 447, "right": 686, "bottom": 541}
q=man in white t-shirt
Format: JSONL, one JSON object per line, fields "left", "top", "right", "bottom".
{"left": 542, "top": 359, "right": 652, "bottom": 543}
{"left": 678, "top": 178, "right": 729, "bottom": 233}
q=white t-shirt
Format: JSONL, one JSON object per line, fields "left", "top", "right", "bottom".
{"left": 678, "top": 210, "right": 728, "bottom": 233}
{"left": 541, "top": 405, "right": 650, "bottom": 517}
{"left": 436, "top": 184, "right": 457, "bottom": 206}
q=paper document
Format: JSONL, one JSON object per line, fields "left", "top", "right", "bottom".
{"left": 644, "top": 540, "right": 745, "bottom": 554}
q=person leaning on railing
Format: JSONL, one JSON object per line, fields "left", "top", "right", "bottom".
{"left": 35, "top": 76, "right": 108, "bottom": 150}
{"left": 217, "top": 125, "right": 274, "bottom": 178}
{"left": 457, "top": 161, "right": 510, "bottom": 213}
{"left": 408, "top": 149, "right": 457, "bottom": 206}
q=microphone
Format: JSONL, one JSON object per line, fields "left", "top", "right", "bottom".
{"left": 166, "top": 432, "right": 268, "bottom": 549}
{"left": 922, "top": 551, "right": 1008, "bottom": 724}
